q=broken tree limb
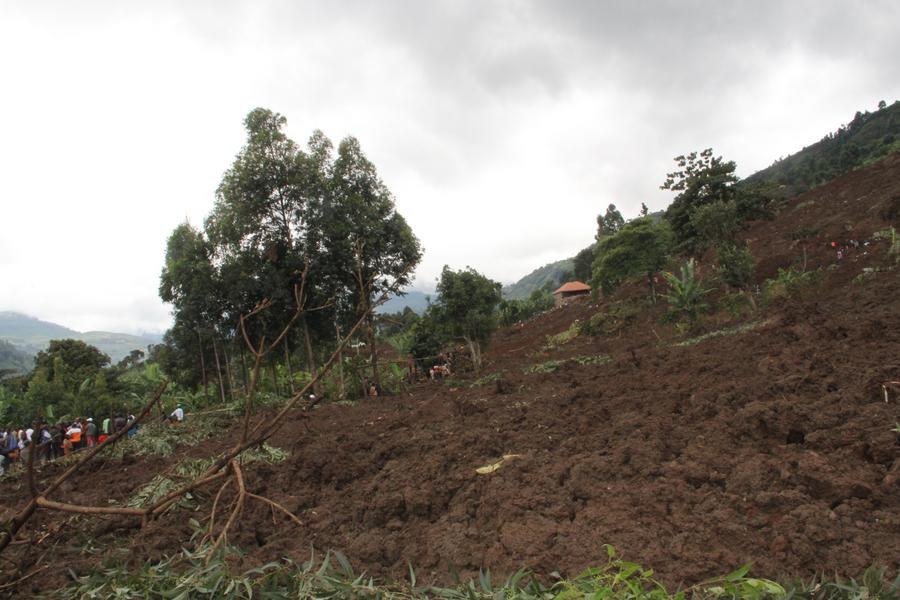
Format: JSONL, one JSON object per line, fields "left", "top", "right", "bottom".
{"left": 34, "top": 497, "right": 146, "bottom": 517}
{"left": 0, "top": 380, "right": 168, "bottom": 556}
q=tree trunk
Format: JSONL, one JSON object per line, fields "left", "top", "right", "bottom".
{"left": 284, "top": 337, "right": 295, "bottom": 395}
{"left": 239, "top": 342, "right": 249, "bottom": 390}
{"left": 465, "top": 336, "right": 481, "bottom": 374}
{"left": 197, "top": 328, "right": 208, "bottom": 398}
{"left": 302, "top": 317, "right": 319, "bottom": 397}
{"left": 223, "top": 341, "right": 236, "bottom": 402}
{"left": 335, "top": 321, "right": 345, "bottom": 400}
{"left": 366, "top": 312, "right": 380, "bottom": 390}
{"left": 212, "top": 339, "right": 227, "bottom": 404}
{"left": 269, "top": 357, "right": 278, "bottom": 395}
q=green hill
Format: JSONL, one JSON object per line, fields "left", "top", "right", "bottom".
{"left": 502, "top": 257, "right": 574, "bottom": 300}
{"left": 745, "top": 100, "right": 900, "bottom": 194}
{"left": 0, "top": 312, "right": 156, "bottom": 366}
{"left": 0, "top": 339, "right": 33, "bottom": 376}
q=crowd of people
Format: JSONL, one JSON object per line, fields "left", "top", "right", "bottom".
{"left": 0, "top": 405, "right": 185, "bottom": 475}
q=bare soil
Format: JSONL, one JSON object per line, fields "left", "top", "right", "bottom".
{"left": 3, "top": 155, "right": 900, "bottom": 596}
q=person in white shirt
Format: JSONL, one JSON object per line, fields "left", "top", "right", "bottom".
{"left": 171, "top": 405, "right": 184, "bottom": 422}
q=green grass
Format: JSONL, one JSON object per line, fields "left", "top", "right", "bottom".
{"left": 50, "top": 540, "right": 900, "bottom": 600}
{"left": 573, "top": 354, "right": 612, "bottom": 366}
{"left": 524, "top": 360, "right": 564, "bottom": 374}
{"left": 675, "top": 322, "right": 760, "bottom": 347}
{"left": 126, "top": 444, "right": 288, "bottom": 510}
{"left": 525, "top": 355, "right": 611, "bottom": 373}
{"left": 544, "top": 322, "right": 580, "bottom": 349}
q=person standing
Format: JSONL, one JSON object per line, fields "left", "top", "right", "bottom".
{"left": 84, "top": 418, "right": 98, "bottom": 447}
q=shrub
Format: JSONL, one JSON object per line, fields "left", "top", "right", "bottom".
{"left": 717, "top": 242, "right": 755, "bottom": 289}
{"left": 662, "top": 259, "right": 711, "bottom": 324}
{"left": 524, "top": 360, "right": 564, "bottom": 374}
{"left": 579, "top": 302, "right": 641, "bottom": 336}
{"left": 721, "top": 291, "right": 757, "bottom": 318}
{"left": 544, "top": 322, "right": 580, "bottom": 349}
{"left": 761, "top": 267, "right": 821, "bottom": 304}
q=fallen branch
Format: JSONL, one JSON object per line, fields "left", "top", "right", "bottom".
{"left": 34, "top": 497, "right": 146, "bottom": 517}
{"left": 207, "top": 461, "right": 245, "bottom": 562}
{"left": 247, "top": 493, "right": 303, "bottom": 528}
{"left": 0, "top": 381, "right": 168, "bottom": 556}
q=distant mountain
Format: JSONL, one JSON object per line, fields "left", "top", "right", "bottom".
{"left": 0, "top": 311, "right": 157, "bottom": 366}
{"left": 377, "top": 290, "right": 431, "bottom": 315}
{"left": 502, "top": 257, "right": 575, "bottom": 300}
{"left": 0, "top": 339, "right": 33, "bottom": 376}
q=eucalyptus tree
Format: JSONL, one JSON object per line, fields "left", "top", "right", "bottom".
{"left": 321, "top": 136, "right": 421, "bottom": 387}
{"left": 159, "top": 222, "right": 220, "bottom": 394}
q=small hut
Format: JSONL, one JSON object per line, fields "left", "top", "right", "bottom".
{"left": 552, "top": 281, "right": 592, "bottom": 307}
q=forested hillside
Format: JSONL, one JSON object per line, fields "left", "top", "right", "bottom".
{"left": 501, "top": 257, "right": 574, "bottom": 299}
{"left": 0, "top": 340, "right": 32, "bottom": 376}
{"left": 745, "top": 100, "right": 900, "bottom": 194}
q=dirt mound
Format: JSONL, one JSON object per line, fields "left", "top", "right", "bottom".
{"left": 4, "top": 155, "right": 900, "bottom": 594}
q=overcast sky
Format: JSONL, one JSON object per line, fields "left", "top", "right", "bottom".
{"left": 1, "top": 1, "right": 898, "bottom": 334}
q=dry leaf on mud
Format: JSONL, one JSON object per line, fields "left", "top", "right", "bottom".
{"left": 475, "top": 454, "right": 521, "bottom": 475}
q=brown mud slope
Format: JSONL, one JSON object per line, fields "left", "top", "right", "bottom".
{"left": 4, "top": 155, "right": 900, "bottom": 594}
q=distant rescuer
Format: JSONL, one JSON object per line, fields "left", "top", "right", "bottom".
{"left": 171, "top": 404, "right": 185, "bottom": 422}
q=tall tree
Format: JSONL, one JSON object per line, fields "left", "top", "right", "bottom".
{"left": 661, "top": 148, "right": 739, "bottom": 254}
{"left": 159, "top": 222, "right": 219, "bottom": 394}
{"left": 324, "top": 136, "right": 422, "bottom": 387}
{"left": 596, "top": 203, "right": 625, "bottom": 239}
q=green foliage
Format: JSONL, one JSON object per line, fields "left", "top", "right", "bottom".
{"left": 470, "top": 372, "right": 501, "bottom": 387}
{"left": 888, "top": 227, "right": 900, "bottom": 261}
{"left": 591, "top": 217, "right": 674, "bottom": 298}
{"left": 573, "top": 354, "right": 612, "bottom": 366}
{"left": 544, "top": 322, "right": 580, "bottom": 349}
{"left": 0, "top": 339, "right": 33, "bottom": 376}
{"left": 499, "top": 286, "right": 555, "bottom": 327}
{"left": 717, "top": 242, "right": 755, "bottom": 289}
{"left": 597, "top": 203, "right": 625, "bottom": 238}
{"left": 127, "top": 445, "right": 287, "bottom": 510}
{"left": 761, "top": 267, "right": 821, "bottom": 305}
{"left": 502, "top": 256, "right": 575, "bottom": 300}
{"left": 662, "top": 149, "right": 739, "bottom": 254}
{"left": 579, "top": 302, "right": 641, "bottom": 336}
{"left": 524, "top": 360, "right": 564, "bottom": 374}
{"left": 573, "top": 244, "right": 596, "bottom": 282}
{"left": 429, "top": 266, "right": 503, "bottom": 372}
{"left": 34, "top": 339, "right": 110, "bottom": 392}
{"left": 744, "top": 100, "right": 900, "bottom": 195}
{"left": 720, "top": 291, "right": 757, "bottom": 319}
{"left": 54, "top": 541, "right": 831, "bottom": 600}
{"left": 690, "top": 200, "right": 741, "bottom": 249}
{"left": 662, "top": 259, "right": 712, "bottom": 324}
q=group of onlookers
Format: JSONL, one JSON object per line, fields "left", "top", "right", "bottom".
{"left": 0, "top": 414, "right": 137, "bottom": 471}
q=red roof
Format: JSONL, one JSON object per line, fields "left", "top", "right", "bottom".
{"left": 553, "top": 280, "right": 592, "bottom": 294}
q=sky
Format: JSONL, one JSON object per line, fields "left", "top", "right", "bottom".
{"left": 1, "top": 0, "right": 899, "bottom": 335}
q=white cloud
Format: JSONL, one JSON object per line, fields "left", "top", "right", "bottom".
{"left": 1, "top": 0, "right": 898, "bottom": 333}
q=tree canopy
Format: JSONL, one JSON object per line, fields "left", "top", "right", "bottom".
{"left": 591, "top": 217, "right": 673, "bottom": 299}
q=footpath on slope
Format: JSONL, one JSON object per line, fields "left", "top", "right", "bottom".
{"left": 2, "top": 155, "right": 900, "bottom": 595}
